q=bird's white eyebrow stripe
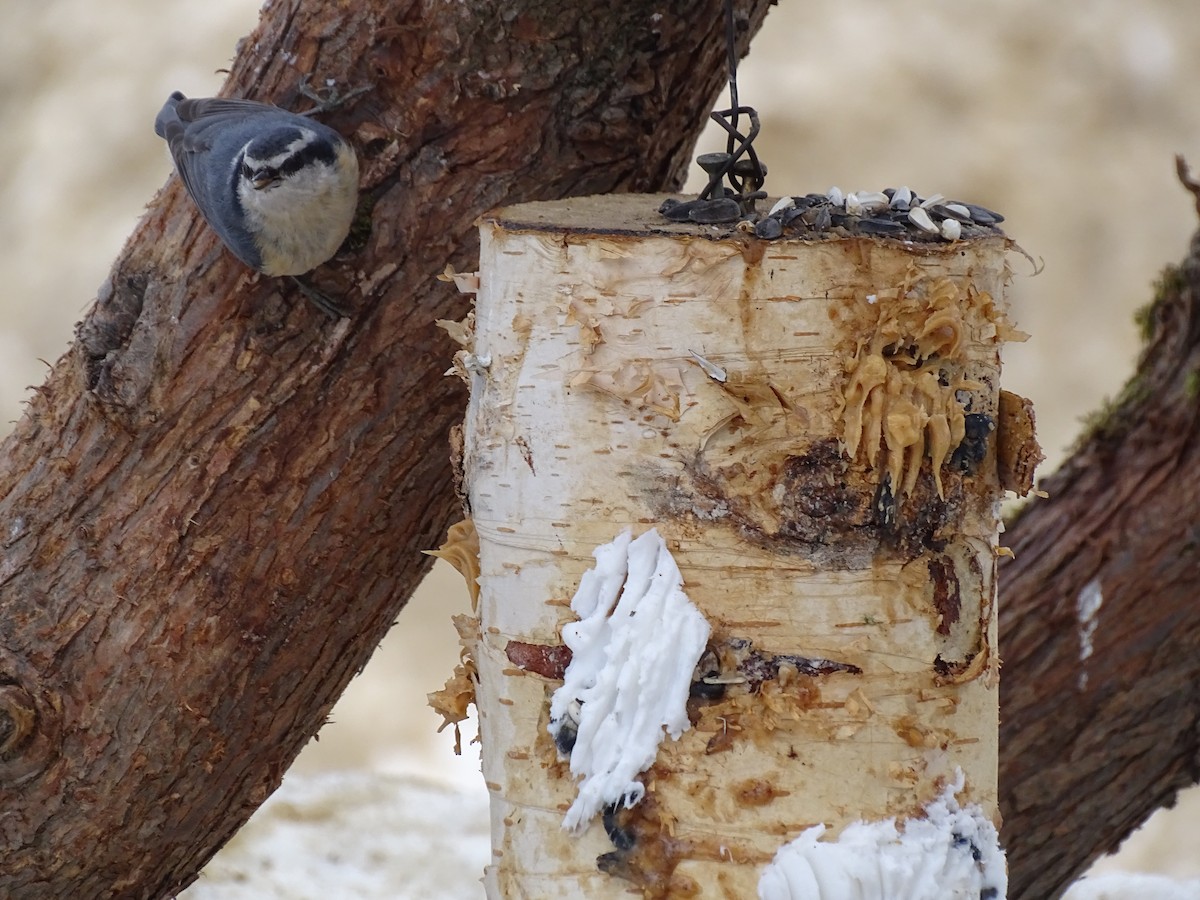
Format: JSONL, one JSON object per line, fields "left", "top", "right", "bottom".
{"left": 242, "top": 130, "right": 334, "bottom": 172}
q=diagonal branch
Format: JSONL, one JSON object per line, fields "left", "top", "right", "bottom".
{"left": 0, "top": 1, "right": 773, "bottom": 896}
{"left": 999, "top": 191, "right": 1200, "bottom": 897}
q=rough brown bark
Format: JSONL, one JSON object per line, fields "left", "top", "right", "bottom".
{"left": 999, "top": 221, "right": 1200, "bottom": 897}
{"left": 4, "top": 0, "right": 1198, "bottom": 894}
{"left": 0, "top": 1, "right": 774, "bottom": 897}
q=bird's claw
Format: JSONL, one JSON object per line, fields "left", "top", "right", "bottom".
{"left": 296, "top": 74, "right": 372, "bottom": 117}
{"left": 287, "top": 275, "right": 350, "bottom": 319}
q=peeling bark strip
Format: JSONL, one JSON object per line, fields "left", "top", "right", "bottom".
{"left": 460, "top": 194, "right": 1027, "bottom": 897}
{"left": 505, "top": 639, "right": 573, "bottom": 680}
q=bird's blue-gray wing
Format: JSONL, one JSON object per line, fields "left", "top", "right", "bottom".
{"left": 157, "top": 93, "right": 295, "bottom": 196}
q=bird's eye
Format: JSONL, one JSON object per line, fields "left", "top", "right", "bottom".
{"left": 241, "top": 162, "right": 254, "bottom": 181}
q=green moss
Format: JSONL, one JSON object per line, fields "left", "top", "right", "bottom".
{"left": 1135, "top": 264, "right": 1185, "bottom": 343}
{"left": 1074, "top": 400, "right": 1115, "bottom": 449}
{"left": 1185, "top": 366, "right": 1200, "bottom": 402}
{"left": 345, "top": 194, "right": 377, "bottom": 253}
{"left": 1072, "top": 373, "right": 1153, "bottom": 452}
{"left": 1072, "top": 263, "right": 1192, "bottom": 451}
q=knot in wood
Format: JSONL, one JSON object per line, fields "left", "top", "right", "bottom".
{"left": 0, "top": 673, "right": 61, "bottom": 785}
{"left": 0, "top": 683, "right": 37, "bottom": 755}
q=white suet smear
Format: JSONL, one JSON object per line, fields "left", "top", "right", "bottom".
{"left": 1076, "top": 577, "right": 1103, "bottom": 690}
{"left": 758, "top": 770, "right": 1006, "bottom": 900}
{"left": 548, "top": 528, "right": 711, "bottom": 832}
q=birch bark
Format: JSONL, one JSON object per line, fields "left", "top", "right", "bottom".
{"left": 460, "top": 195, "right": 1028, "bottom": 897}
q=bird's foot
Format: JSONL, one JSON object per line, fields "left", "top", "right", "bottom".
{"left": 296, "top": 74, "right": 372, "bottom": 117}
{"left": 287, "top": 275, "right": 350, "bottom": 319}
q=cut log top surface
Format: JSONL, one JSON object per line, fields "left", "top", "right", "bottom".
{"left": 485, "top": 193, "right": 706, "bottom": 236}
{"left": 483, "top": 193, "right": 1011, "bottom": 252}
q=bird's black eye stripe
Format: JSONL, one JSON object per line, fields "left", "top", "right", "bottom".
{"left": 275, "top": 139, "right": 339, "bottom": 180}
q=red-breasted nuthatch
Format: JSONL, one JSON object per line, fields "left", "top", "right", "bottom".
{"left": 155, "top": 92, "right": 359, "bottom": 316}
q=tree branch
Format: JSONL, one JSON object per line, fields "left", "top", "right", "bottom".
{"left": 999, "top": 208, "right": 1200, "bottom": 896}
{"left": 0, "top": 1, "right": 774, "bottom": 896}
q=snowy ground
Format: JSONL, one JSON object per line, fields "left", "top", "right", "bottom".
{"left": 176, "top": 767, "right": 1200, "bottom": 899}
{"left": 179, "top": 772, "right": 491, "bottom": 900}
{"left": 4, "top": 1, "right": 1200, "bottom": 897}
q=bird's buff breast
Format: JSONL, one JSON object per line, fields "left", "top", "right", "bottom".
{"left": 244, "top": 143, "right": 359, "bottom": 277}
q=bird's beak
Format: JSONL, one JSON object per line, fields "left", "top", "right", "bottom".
{"left": 252, "top": 172, "right": 278, "bottom": 190}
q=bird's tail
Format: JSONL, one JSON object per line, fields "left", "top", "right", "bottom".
{"left": 154, "top": 91, "right": 187, "bottom": 140}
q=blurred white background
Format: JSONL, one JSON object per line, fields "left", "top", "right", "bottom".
{"left": 3, "top": 1, "right": 1199, "bottom": 896}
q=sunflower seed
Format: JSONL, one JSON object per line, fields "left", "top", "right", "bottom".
{"left": 755, "top": 216, "right": 784, "bottom": 239}
{"left": 856, "top": 191, "right": 890, "bottom": 213}
{"left": 857, "top": 216, "right": 906, "bottom": 235}
{"left": 768, "top": 196, "right": 796, "bottom": 216}
{"left": 929, "top": 203, "right": 972, "bottom": 223}
{"left": 959, "top": 202, "right": 1004, "bottom": 225}
{"left": 661, "top": 180, "right": 1005, "bottom": 240}
{"left": 659, "top": 198, "right": 699, "bottom": 221}
{"left": 688, "top": 197, "right": 742, "bottom": 224}
{"left": 889, "top": 186, "right": 913, "bottom": 209}
{"left": 908, "top": 206, "right": 939, "bottom": 234}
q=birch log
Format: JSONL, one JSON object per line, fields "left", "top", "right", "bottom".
{"left": 457, "top": 194, "right": 1028, "bottom": 897}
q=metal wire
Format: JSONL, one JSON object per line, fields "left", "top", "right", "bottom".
{"left": 663, "top": 0, "right": 767, "bottom": 223}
